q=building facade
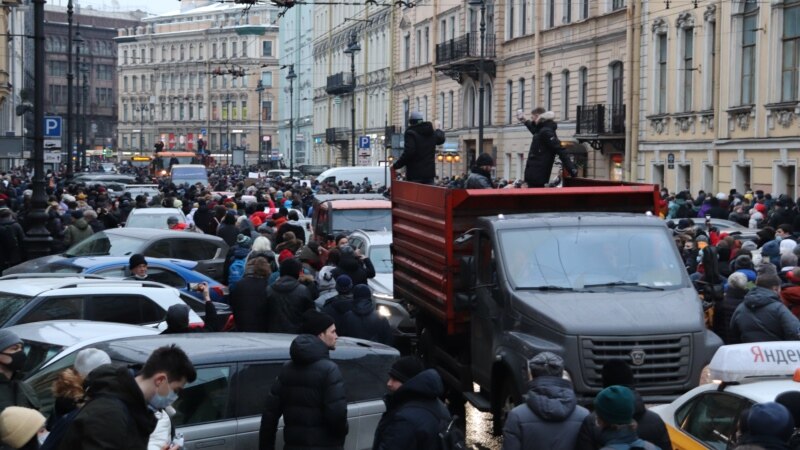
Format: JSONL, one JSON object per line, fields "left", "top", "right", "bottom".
{"left": 277, "top": 6, "right": 313, "bottom": 169}
{"left": 0, "top": 0, "right": 29, "bottom": 168}
{"left": 44, "top": 5, "right": 146, "bottom": 159}
{"left": 312, "top": 4, "right": 393, "bottom": 168}
{"left": 115, "top": 0, "right": 281, "bottom": 164}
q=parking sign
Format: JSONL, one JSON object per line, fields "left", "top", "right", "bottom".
{"left": 44, "top": 116, "right": 62, "bottom": 138}
{"left": 359, "top": 136, "right": 370, "bottom": 149}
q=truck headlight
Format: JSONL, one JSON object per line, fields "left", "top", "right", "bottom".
{"left": 377, "top": 305, "right": 392, "bottom": 317}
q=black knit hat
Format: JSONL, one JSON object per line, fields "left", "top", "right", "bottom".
{"left": 301, "top": 310, "right": 335, "bottom": 336}
{"left": 601, "top": 359, "right": 635, "bottom": 388}
{"left": 776, "top": 391, "right": 800, "bottom": 428}
{"left": 388, "top": 356, "right": 425, "bottom": 383}
{"left": 476, "top": 153, "right": 495, "bottom": 167}
{"left": 129, "top": 254, "right": 147, "bottom": 270}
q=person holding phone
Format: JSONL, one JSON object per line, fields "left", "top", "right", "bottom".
{"left": 521, "top": 107, "right": 578, "bottom": 187}
{"left": 161, "top": 282, "right": 220, "bottom": 334}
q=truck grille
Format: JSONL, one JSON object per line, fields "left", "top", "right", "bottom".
{"left": 580, "top": 335, "right": 691, "bottom": 388}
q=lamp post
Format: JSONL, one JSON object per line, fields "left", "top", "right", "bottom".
{"left": 81, "top": 62, "right": 89, "bottom": 169}
{"left": 73, "top": 28, "right": 83, "bottom": 171}
{"left": 468, "top": 0, "right": 486, "bottom": 161}
{"left": 255, "top": 79, "right": 264, "bottom": 166}
{"left": 225, "top": 93, "right": 231, "bottom": 165}
{"left": 66, "top": 0, "right": 74, "bottom": 176}
{"left": 285, "top": 65, "right": 296, "bottom": 178}
{"left": 343, "top": 30, "right": 360, "bottom": 166}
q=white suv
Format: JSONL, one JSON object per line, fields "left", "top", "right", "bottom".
{"left": 0, "top": 275, "right": 203, "bottom": 330}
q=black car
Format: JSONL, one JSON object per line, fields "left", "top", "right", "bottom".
{"left": 26, "top": 333, "right": 398, "bottom": 450}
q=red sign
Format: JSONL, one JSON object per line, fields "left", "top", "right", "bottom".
{"left": 168, "top": 133, "right": 176, "bottom": 149}
{"left": 187, "top": 133, "right": 194, "bottom": 151}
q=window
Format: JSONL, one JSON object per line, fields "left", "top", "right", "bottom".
{"left": 682, "top": 28, "right": 694, "bottom": 111}
{"left": 262, "top": 40, "right": 273, "bottom": 57}
{"left": 123, "top": 76, "right": 129, "bottom": 92}
{"left": 404, "top": 34, "right": 411, "bottom": 70}
{"left": 582, "top": 0, "right": 589, "bottom": 19}
{"left": 611, "top": 61, "right": 623, "bottom": 107}
{"left": 199, "top": 43, "right": 204, "bottom": 60}
{"left": 544, "top": 73, "right": 552, "bottom": 110}
{"left": 232, "top": 363, "right": 282, "bottom": 417}
{"left": 448, "top": 91, "right": 454, "bottom": 128}
{"left": 222, "top": 41, "right": 227, "bottom": 58}
{"left": 564, "top": 0, "right": 571, "bottom": 23}
{"left": 562, "top": 70, "right": 570, "bottom": 119}
{"left": 212, "top": 42, "right": 217, "bottom": 58}
{"left": 21, "top": 297, "right": 82, "bottom": 323}
{"left": 612, "top": 0, "right": 624, "bottom": 10}
{"left": 88, "top": 295, "right": 163, "bottom": 325}
{"left": 146, "top": 268, "right": 185, "bottom": 288}
{"left": 578, "top": 67, "right": 588, "bottom": 105}
{"left": 741, "top": 0, "right": 758, "bottom": 105}
{"left": 132, "top": 76, "right": 138, "bottom": 92}
{"left": 123, "top": 50, "right": 128, "bottom": 64}
{"left": 416, "top": 30, "right": 421, "bottom": 66}
{"left": 231, "top": 41, "right": 237, "bottom": 58}
{"left": 262, "top": 100, "right": 272, "bottom": 121}
{"left": 675, "top": 392, "right": 752, "bottom": 449}
{"left": 782, "top": 0, "right": 800, "bottom": 101}
{"left": 506, "top": 80, "right": 514, "bottom": 123}
{"left": 172, "top": 366, "right": 232, "bottom": 426}
{"left": 440, "top": 19, "right": 447, "bottom": 43}
{"left": 657, "top": 33, "right": 668, "bottom": 113}
{"left": 173, "top": 240, "right": 220, "bottom": 260}
{"left": 180, "top": 45, "right": 185, "bottom": 60}
{"left": 337, "top": 355, "right": 394, "bottom": 403}
{"left": 261, "top": 71, "right": 273, "bottom": 87}
{"left": 518, "top": 78, "right": 526, "bottom": 113}
{"left": 704, "top": 18, "right": 716, "bottom": 109}
{"left": 507, "top": 0, "right": 515, "bottom": 39}
{"left": 548, "top": 0, "right": 555, "bottom": 27}
{"left": 521, "top": 0, "right": 527, "bottom": 35}
{"left": 439, "top": 92, "right": 445, "bottom": 125}
{"left": 424, "top": 27, "right": 430, "bottom": 63}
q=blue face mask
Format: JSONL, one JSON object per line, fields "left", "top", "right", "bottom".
{"left": 696, "top": 249, "right": 704, "bottom": 264}
{"left": 149, "top": 383, "right": 179, "bottom": 410}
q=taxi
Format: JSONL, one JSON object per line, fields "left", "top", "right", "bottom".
{"left": 651, "top": 342, "right": 800, "bottom": 450}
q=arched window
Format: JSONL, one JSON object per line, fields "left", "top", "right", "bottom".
{"left": 610, "top": 61, "right": 623, "bottom": 108}
{"left": 464, "top": 85, "right": 476, "bottom": 127}
{"left": 544, "top": 73, "right": 552, "bottom": 110}
{"left": 781, "top": 0, "right": 799, "bottom": 101}
{"left": 740, "top": 0, "right": 758, "bottom": 104}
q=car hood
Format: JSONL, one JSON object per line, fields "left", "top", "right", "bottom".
{"left": 514, "top": 288, "right": 705, "bottom": 335}
{"left": 3, "top": 254, "right": 68, "bottom": 275}
{"left": 369, "top": 273, "right": 393, "bottom": 296}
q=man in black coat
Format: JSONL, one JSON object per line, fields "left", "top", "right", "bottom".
{"left": 372, "top": 356, "right": 451, "bottom": 450}
{"left": 265, "top": 257, "right": 315, "bottom": 334}
{"left": 275, "top": 210, "right": 306, "bottom": 245}
{"left": 0, "top": 208, "right": 25, "bottom": 272}
{"left": 522, "top": 109, "right": 578, "bottom": 187}
{"left": 332, "top": 245, "right": 375, "bottom": 286}
{"left": 392, "top": 111, "right": 445, "bottom": 185}
{"left": 58, "top": 345, "right": 196, "bottom": 450}
{"left": 229, "top": 257, "right": 271, "bottom": 332}
{"left": 574, "top": 359, "right": 671, "bottom": 450}
{"left": 340, "top": 285, "right": 393, "bottom": 346}
{"left": 260, "top": 311, "right": 348, "bottom": 450}
{"left": 322, "top": 275, "right": 355, "bottom": 334}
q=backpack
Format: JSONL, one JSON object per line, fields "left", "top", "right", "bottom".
{"left": 227, "top": 256, "right": 247, "bottom": 291}
{"left": 407, "top": 401, "right": 466, "bottom": 450}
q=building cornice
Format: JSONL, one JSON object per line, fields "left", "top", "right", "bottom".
{"left": 538, "top": 29, "right": 626, "bottom": 56}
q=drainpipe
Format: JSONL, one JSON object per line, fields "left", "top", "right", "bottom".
{"left": 625, "top": 0, "right": 641, "bottom": 182}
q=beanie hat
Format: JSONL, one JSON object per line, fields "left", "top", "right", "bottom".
{"left": 741, "top": 241, "right": 758, "bottom": 252}
{"left": 776, "top": 391, "right": 800, "bottom": 428}
{"left": 409, "top": 111, "right": 424, "bottom": 123}
{"left": 755, "top": 203, "right": 767, "bottom": 214}
{"left": 129, "top": 254, "right": 147, "bottom": 270}
{"left": 353, "top": 284, "right": 372, "bottom": 301}
{"left": 476, "top": 153, "right": 495, "bottom": 167}
{"left": 0, "top": 406, "right": 46, "bottom": 449}
{"left": 165, "top": 304, "right": 190, "bottom": 331}
{"left": 335, "top": 275, "right": 353, "bottom": 294}
{"left": 728, "top": 272, "right": 749, "bottom": 291}
{"left": 300, "top": 310, "right": 335, "bottom": 336}
{"left": 74, "top": 348, "right": 111, "bottom": 377}
{"left": 0, "top": 330, "right": 21, "bottom": 353}
{"left": 594, "top": 385, "right": 636, "bottom": 425}
{"left": 748, "top": 402, "right": 794, "bottom": 441}
{"left": 167, "top": 216, "right": 180, "bottom": 225}
{"left": 278, "top": 249, "right": 294, "bottom": 263}
{"left": 528, "top": 351, "right": 564, "bottom": 377}
{"left": 601, "top": 359, "right": 634, "bottom": 388}
{"left": 279, "top": 257, "right": 302, "bottom": 279}
{"left": 388, "top": 356, "right": 425, "bottom": 383}
{"left": 236, "top": 234, "right": 252, "bottom": 247}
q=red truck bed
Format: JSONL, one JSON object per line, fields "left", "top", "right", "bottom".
{"left": 391, "top": 178, "right": 660, "bottom": 335}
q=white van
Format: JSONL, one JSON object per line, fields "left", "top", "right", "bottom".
{"left": 169, "top": 164, "right": 209, "bottom": 187}
{"left": 316, "top": 166, "right": 391, "bottom": 188}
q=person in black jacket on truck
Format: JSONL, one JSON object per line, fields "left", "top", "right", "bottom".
{"left": 393, "top": 111, "right": 445, "bottom": 185}
{"left": 521, "top": 108, "right": 578, "bottom": 187}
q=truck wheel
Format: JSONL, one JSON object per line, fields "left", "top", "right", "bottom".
{"left": 492, "top": 376, "right": 521, "bottom": 436}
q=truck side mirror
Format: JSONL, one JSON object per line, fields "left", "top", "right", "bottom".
{"left": 455, "top": 256, "right": 477, "bottom": 311}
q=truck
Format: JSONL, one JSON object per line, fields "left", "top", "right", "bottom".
{"left": 391, "top": 176, "right": 723, "bottom": 433}
{"left": 311, "top": 194, "right": 391, "bottom": 243}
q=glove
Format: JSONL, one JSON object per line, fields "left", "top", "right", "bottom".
{"left": 569, "top": 168, "right": 578, "bottom": 178}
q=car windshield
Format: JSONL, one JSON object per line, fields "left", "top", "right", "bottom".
{"left": 0, "top": 293, "right": 33, "bottom": 325}
{"left": 332, "top": 209, "right": 391, "bottom": 233}
{"left": 370, "top": 245, "right": 392, "bottom": 273}
{"left": 498, "top": 226, "right": 685, "bottom": 290}
{"left": 20, "top": 340, "right": 65, "bottom": 378}
{"left": 126, "top": 213, "right": 182, "bottom": 229}
{"left": 65, "top": 232, "right": 145, "bottom": 257}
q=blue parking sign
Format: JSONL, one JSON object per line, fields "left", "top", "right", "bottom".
{"left": 359, "top": 136, "right": 370, "bottom": 149}
{"left": 44, "top": 116, "right": 62, "bottom": 138}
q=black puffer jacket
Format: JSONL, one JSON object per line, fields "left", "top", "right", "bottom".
{"left": 715, "top": 284, "right": 749, "bottom": 344}
{"left": 0, "top": 217, "right": 26, "bottom": 271}
{"left": 502, "top": 377, "right": 588, "bottom": 450}
{"left": 321, "top": 293, "right": 353, "bottom": 333}
{"left": 259, "top": 335, "right": 348, "bottom": 450}
{"left": 730, "top": 286, "right": 800, "bottom": 343}
{"left": 465, "top": 168, "right": 494, "bottom": 189}
{"left": 265, "top": 276, "right": 314, "bottom": 333}
{"left": 372, "top": 369, "right": 451, "bottom": 450}
{"left": 523, "top": 119, "right": 577, "bottom": 187}
{"left": 332, "top": 255, "right": 375, "bottom": 286}
{"left": 393, "top": 122, "right": 445, "bottom": 182}
{"left": 58, "top": 365, "right": 157, "bottom": 450}
{"left": 340, "top": 294, "right": 393, "bottom": 345}
{"left": 229, "top": 275, "right": 271, "bottom": 332}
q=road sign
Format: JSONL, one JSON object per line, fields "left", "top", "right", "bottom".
{"left": 359, "top": 136, "right": 370, "bottom": 149}
{"left": 44, "top": 152, "right": 61, "bottom": 163}
{"left": 44, "top": 139, "right": 62, "bottom": 149}
{"left": 44, "top": 116, "right": 62, "bottom": 138}
{"left": 200, "top": 128, "right": 207, "bottom": 136}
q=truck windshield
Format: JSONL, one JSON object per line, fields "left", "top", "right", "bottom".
{"left": 332, "top": 210, "right": 391, "bottom": 233}
{"left": 498, "top": 226, "right": 684, "bottom": 290}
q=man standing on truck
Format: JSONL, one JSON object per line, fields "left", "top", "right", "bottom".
{"left": 392, "top": 111, "right": 445, "bottom": 185}
{"left": 521, "top": 108, "right": 578, "bottom": 187}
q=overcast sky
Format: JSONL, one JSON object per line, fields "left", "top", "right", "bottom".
{"left": 48, "top": 0, "right": 178, "bottom": 15}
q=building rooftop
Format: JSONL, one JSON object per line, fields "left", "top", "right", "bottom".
{"left": 44, "top": 3, "right": 150, "bottom": 21}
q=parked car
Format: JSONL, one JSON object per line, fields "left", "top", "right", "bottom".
{"left": 125, "top": 208, "right": 188, "bottom": 229}
{"left": 4, "top": 228, "right": 229, "bottom": 282}
{"left": 0, "top": 276, "right": 203, "bottom": 330}
{"left": 347, "top": 230, "right": 413, "bottom": 336}
{"left": 123, "top": 184, "right": 160, "bottom": 200}
{"left": 10, "top": 320, "right": 159, "bottom": 381}
{"left": 25, "top": 333, "right": 399, "bottom": 450}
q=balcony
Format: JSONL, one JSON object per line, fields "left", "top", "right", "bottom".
{"left": 575, "top": 104, "right": 626, "bottom": 151}
{"left": 325, "top": 127, "right": 349, "bottom": 145}
{"left": 326, "top": 72, "right": 354, "bottom": 96}
{"left": 434, "top": 33, "right": 496, "bottom": 82}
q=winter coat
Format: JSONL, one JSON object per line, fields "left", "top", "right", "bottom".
{"left": 339, "top": 294, "right": 393, "bottom": 345}
{"left": 730, "top": 286, "right": 800, "bottom": 343}
{"left": 264, "top": 276, "right": 315, "bottom": 334}
{"left": 193, "top": 207, "right": 217, "bottom": 235}
{"left": 372, "top": 369, "right": 451, "bottom": 450}
{"left": 393, "top": 122, "right": 446, "bottom": 183}
{"left": 716, "top": 284, "right": 750, "bottom": 344}
{"left": 502, "top": 377, "right": 588, "bottom": 450}
{"left": 229, "top": 275, "right": 271, "bottom": 332}
{"left": 523, "top": 119, "right": 577, "bottom": 188}
{"left": 58, "top": 365, "right": 158, "bottom": 450}
{"left": 64, "top": 218, "right": 93, "bottom": 247}
{"left": 465, "top": 168, "right": 494, "bottom": 189}
{"left": 0, "top": 373, "right": 40, "bottom": 413}
{"left": 782, "top": 284, "right": 800, "bottom": 319}
{"left": 575, "top": 389, "right": 671, "bottom": 450}
{"left": 321, "top": 294, "right": 354, "bottom": 334}
{"left": 332, "top": 255, "right": 376, "bottom": 286}
{"left": 276, "top": 221, "right": 307, "bottom": 245}
{"left": 0, "top": 217, "right": 26, "bottom": 270}
{"left": 597, "top": 426, "right": 661, "bottom": 450}
{"left": 259, "top": 335, "right": 348, "bottom": 450}
{"left": 216, "top": 222, "right": 239, "bottom": 248}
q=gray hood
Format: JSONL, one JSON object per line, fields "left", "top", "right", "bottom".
{"left": 743, "top": 286, "right": 782, "bottom": 310}
{"left": 525, "top": 377, "right": 577, "bottom": 422}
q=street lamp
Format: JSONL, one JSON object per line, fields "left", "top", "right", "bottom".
{"left": 255, "top": 79, "right": 265, "bottom": 166}
{"left": 343, "top": 30, "right": 360, "bottom": 167}
{"left": 285, "top": 65, "right": 296, "bottom": 178}
{"left": 66, "top": 0, "right": 74, "bottom": 176}
{"left": 73, "top": 28, "right": 84, "bottom": 170}
{"left": 225, "top": 93, "right": 231, "bottom": 165}
{"left": 134, "top": 104, "right": 149, "bottom": 155}
{"left": 468, "top": 0, "right": 486, "bottom": 162}
{"left": 81, "top": 62, "right": 89, "bottom": 169}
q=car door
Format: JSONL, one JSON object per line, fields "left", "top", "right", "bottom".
{"left": 674, "top": 391, "right": 753, "bottom": 450}
{"left": 173, "top": 365, "right": 236, "bottom": 450}
{"left": 18, "top": 296, "right": 83, "bottom": 325}
{"left": 335, "top": 353, "right": 393, "bottom": 450}
{"left": 231, "top": 360, "right": 285, "bottom": 450}
{"left": 84, "top": 294, "right": 164, "bottom": 327}
{"left": 171, "top": 239, "right": 227, "bottom": 282}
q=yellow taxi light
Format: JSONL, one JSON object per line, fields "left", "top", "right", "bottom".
{"left": 709, "top": 342, "right": 800, "bottom": 383}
